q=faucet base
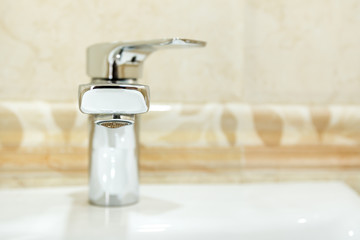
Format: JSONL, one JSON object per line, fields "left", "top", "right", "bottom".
{"left": 88, "top": 118, "right": 139, "bottom": 207}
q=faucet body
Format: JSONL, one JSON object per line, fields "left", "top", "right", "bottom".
{"left": 87, "top": 80, "right": 141, "bottom": 206}
{"left": 79, "top": 80, "right": 148, "bottom": 206}
{"left": 79, "top": 38, "right": 205, "bottom": 207}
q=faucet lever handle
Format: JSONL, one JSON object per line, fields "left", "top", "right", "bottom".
{"left": 120, "top": 38, "right": 206, "bottom": 51}
{"left": 87, "top": 38, "right": 206, "bottom": 79}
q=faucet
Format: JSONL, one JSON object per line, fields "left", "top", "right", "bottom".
{"left": 78, "top": 38, "right": 206, "bottom": 206}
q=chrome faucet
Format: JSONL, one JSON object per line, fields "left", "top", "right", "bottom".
{"left": 78, "top": 38, "right": 206, "bottom": 206}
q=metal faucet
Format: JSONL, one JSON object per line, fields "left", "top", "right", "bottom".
{"left": 78, "top": 38, "right": 206, "bottom": 206}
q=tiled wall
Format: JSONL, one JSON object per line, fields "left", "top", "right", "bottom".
{"left": 1, "top": 0, "right": 360, "bottom": 187}
{"left": 2, "top": 0, "right": 360, "bottom": 104}
{"left": 1, "top": 102, "right": 360, "bottom": 188}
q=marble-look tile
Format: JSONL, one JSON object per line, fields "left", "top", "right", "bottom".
{"left": 1, "top": 0, "right": 360, "bottom": 187}
{"left": 0, "top": 0, "right": 244, "bottom": 103}
{"left": 1, "top": 101, "right": 360, "bottom": 149}
{"left": 1, "top": 0, "right": 360, "bottom": 105}
{"left": 243, "top": 0, "right": 360, "bottom": 104}
{"left": 1, "top": 101, "right": 360, "bottom": 172}
{"left": 0, "top": 101, "right": 359, "bottom": 186}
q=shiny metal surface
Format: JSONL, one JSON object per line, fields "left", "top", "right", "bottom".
{"left": 79, "top": 38, "right": 206, "bottom": 207}
{"left": 89, "top": 121, "right": 138, "bottom": 206}
{"left": 80, "top": 80, "right": 144, "bottom": 207}
{"left": 93, "top": 113, "right": 135, "bottom": 124}
{"left": 87, "top": 38, "right": 206, "bottom": 79}
{"left": 79, "top": 83, "right": 150, "bottom": 115}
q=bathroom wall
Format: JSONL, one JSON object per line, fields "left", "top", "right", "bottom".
{"left": 1, "top": 0, "right": 360, "bottom": 188}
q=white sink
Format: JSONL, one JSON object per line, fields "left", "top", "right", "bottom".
{"left": 1, "top": 182, "right": 360, "bottom": 240}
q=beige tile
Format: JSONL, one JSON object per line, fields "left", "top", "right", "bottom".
{"left": 243, "top": 0, "right": 360, "bottom": 104}
{"left": 0, "top": 105, "right": 22, "bottom": 151}
{"left": 1, "top": 0, "right": 360, "bottom": 105}
{"left": 252, "top": 107, "right": 283, "bottom": 146}
{"left": 0, "top": 0, "right": 244, "bottom": 103}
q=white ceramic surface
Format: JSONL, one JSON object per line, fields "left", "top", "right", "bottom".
{"left": 1, "top": 182, "right": 360, "bottom": 240}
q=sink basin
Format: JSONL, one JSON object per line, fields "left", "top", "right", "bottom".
{"left": 1, "top": 182, "right": 360, "bottom": 240}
